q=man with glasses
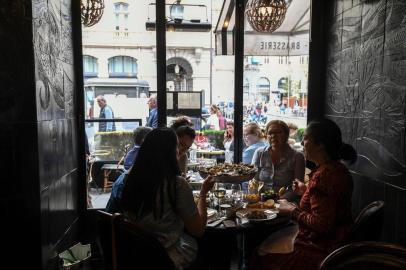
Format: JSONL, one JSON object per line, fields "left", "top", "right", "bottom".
{"left": 96, "top": 95, "right": 116, "bottom": 132}
{"left": 175, "top": 125, "right": 196, "bottom": 175}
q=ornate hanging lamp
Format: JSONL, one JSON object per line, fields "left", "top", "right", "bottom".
{"left": 245, "top": 0, "right": 287, "bottom": 33}
{"left": 81, "top": 0, "right": 105, "bottom": 27}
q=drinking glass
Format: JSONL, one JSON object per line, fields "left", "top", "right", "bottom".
{"left": 213, "top": 182, "right": 226, "bottom": 213}
{"left": 231, "top": 184, "right": 243, "bottom": 206}
{"left": 189, "top": 149, "right": 197, "bottom": 163}
{"left": 258, "top": 163, "right": 274, "bottom": 191}
{"left": 225, "top": 150, "right": 234, "bottom": 164}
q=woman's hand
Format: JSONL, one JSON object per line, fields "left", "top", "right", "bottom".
{"left": 277, "top": 200, "right": 297, "bottom": 216}
{"left": 200, "top": 176, "right": 215, "bottom": 196}
{"left": 292, "top": 179, "right": 306, "bottom": 195}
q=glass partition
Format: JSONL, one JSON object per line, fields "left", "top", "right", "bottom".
{"left": 82, "top": 0, "right": 156, "bottom": 208}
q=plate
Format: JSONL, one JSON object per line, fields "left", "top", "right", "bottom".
{"left": 198, "top": 171, "right": 256, "bottom": 183}
{"left": 236, "top": 208, "right": 278, "bottom": 223}
{"left": 207, "top": 208, "right": 218, "bottom": 219}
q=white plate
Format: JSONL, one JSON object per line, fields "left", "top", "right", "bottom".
{"left": 207, "top": 208, "right": 218, "bottom": 220}
{"left": 236, "top": 208, "right": 278, "bottom": 223}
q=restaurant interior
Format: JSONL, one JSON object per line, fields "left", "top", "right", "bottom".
{"left": 1, "top": 0, "right": 406, "bottom": 269}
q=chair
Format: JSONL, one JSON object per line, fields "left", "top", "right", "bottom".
{"left": 112, "top": 214, "right": 175, "bottom": 270}
{"left": 319, "top": 241, "right": 406, "bottom": 270}
{"left": 96, "top": 210, "right": 175, "bottom": 270}
{"left": 100, "top": 163, "right": 124, "bottom": 192}
{"left": 97, "top": 210, "right": 114, "bottom": 270}
{"left": 346, "top": 201, "right": 385, "bottom": 243}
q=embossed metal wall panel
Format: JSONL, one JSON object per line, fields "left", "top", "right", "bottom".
{"left": 0, "top": 0, "right": 81, "bottom": 268}
{"left": 324, "top": 0, "right": 406, "bottom": 244}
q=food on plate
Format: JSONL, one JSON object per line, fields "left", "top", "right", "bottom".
{"left": 246, "top": 199, "right": 275, "bottom": 209}
{"left": 199, "top": 163, "right": 256, "bottom": 177}
{"left": 278, "top": 186, "right": 287, "bottom": 197}
{"left": 244, "top": 193, "right": 260, "bottom": 203}
{"left": 247, "top": 210, "right": 267, "bottom": 220}
{"left": 248, "top": 179, "right": 259, "bottom": 191}
{"left": 263, "top": 199, "right": 275, "bottom": 208}
{"left": 261, "top": 189, "right": 278, "bottom": 201}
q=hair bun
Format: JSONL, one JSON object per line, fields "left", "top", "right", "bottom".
{"left": 339, "top": 143, "right": 357, "bottom": 164}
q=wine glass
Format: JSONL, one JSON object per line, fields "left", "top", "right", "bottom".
{"left": 258, "top": 163, "right": 274, "bottom": 191}
{"left": 213, "top": 182, "right": 226, "bottom": 215}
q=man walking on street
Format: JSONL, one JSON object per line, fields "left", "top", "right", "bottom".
{"left": 96, "top": 95, "right": 116, "bottom": 132}
{"left": 146, "top": 94, "right": 158, "bottom": 128}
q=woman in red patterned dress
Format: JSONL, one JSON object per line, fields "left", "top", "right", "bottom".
{"left": 250, "top": 118, "right": 358, "bottom": 270}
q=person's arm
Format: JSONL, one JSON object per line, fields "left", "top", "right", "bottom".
{"left": 104, "top": 106, "right": 114, "bottom": 131}
{"left": 290, "top": 172, "right": 345, "bottom": 235}
{"left": 182, "top": 176, "right": 214, "bottom": 237}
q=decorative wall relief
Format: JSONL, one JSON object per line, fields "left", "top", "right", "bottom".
{"left": 325, "top": 0, "right": 406, "bottom": 187}
{"left": 33, "top": 0, "right": 68, "bottom": 116}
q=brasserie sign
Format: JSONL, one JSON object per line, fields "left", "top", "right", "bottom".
{"left": 244, "top": 34, "right": 309, "bottom": 56}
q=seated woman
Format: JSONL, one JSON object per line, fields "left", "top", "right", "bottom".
{"left": 242, "top": 122, "right": 267, "bottom": 164}
{"left": 250, "top": 118, "right": 357, "bottom": 270}
{"left": 252, "top": 120, "right": 305, "bottom": 201}
{"left": 105, "top": 126, "right": 152, "bottom": 213}
{"left": 121, "top": 128, "right": 214, "bottom": 270}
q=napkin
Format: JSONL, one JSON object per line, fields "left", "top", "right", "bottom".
{"left": 258, "top": 224, "right": 299, "bottom": 255}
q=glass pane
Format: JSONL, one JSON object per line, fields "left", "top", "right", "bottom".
{"left": 242, "top": 0, "right": 310, "bottom": 164}
{"left": 82, "top": 0, "right": 156, "bottom": 208}
{"left": 164, "top": 0, "right": 234, "bottom": 170}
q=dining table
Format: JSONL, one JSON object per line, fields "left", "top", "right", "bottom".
{"left": 201, "top": 204, "right": 292, "bottom": 270}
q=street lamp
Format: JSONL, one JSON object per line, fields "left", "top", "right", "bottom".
{"left": 170, "top": 0, "right": 184, "bottom": 23}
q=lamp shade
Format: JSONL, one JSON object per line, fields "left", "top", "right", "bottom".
{"left": 170, "top": 1, "right": 184, "bottom": 22}
{"left": 81, "top": 0, "right": 105, "bottom": 27}
{"left": 245, "top": 0, "right": 287, "bottom": 33}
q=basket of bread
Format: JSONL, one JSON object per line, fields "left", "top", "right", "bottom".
{"left": 198, "top": 163, "right": 257, "bottom": 183}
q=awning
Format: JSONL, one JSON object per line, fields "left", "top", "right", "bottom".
{"left": 215, "top": 0, "right": 310, "bottom": 56}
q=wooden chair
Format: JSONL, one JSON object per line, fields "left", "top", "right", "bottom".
{"left": 100, "top": 163, "right": 124, "bottom": 192}
{"left": 96, "top": 210, "right": 175, "bottom": 270}
{"left": 319, "top": 241, "right": 406, "bottom": 270}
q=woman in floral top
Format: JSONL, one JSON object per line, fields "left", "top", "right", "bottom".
{"left": 250, "top": 118, "right": 357, "bottom": 270}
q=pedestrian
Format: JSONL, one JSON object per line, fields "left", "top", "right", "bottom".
{"left": 96, "top": 95, "right": 116, "bottom": 132}
{"left": 146, "top": 94, "right": 158, "bottom": 128}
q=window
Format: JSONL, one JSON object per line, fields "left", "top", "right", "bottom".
{"left": 114, "top": 2, "right": 129, "bottom": 31}
{"left": 256, "top": 77, "right": 270, "bottom": 102}
{"left": 83, "top": 55, "right": 98, "bottom": 78}
{"left": 257, "top": 77, "right": 270, "bottom": 90}
{"left": 108, "top": 56, "right": 138, "bottom": 78}
{"left": 244, "top": 78, "right": 250, "bottom": 101}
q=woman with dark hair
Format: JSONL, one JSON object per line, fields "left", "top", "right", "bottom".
{"left": 121, "top": 128, "right": 214, "bottom": 269}
{"left": 250, "top": 118, "right": 357, "bottom": 270}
